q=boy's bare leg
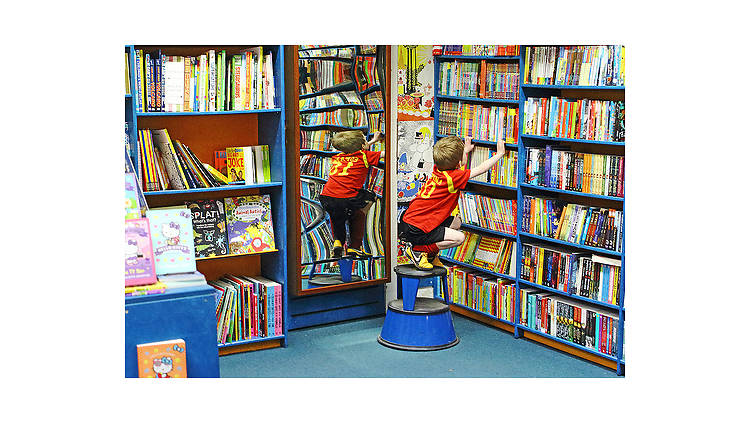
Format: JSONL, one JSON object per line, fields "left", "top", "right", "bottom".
{"left": 436, "top": 227, "right": 465, "bottom": 250}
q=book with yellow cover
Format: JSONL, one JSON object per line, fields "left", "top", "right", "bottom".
{"left": 136, "top": 339, "right": 187, "bottom": 378}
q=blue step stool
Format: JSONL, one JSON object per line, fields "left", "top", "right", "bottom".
{"left": 378, "top": 265, "right": 459, "bottom": 351}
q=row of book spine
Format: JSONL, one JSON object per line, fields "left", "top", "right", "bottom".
{"left": 355, "top": 56, "right": 379, "bottom": 91}
{"left": 438, "top": 61, "right": 480, "bottom": 97}
{"left": 523, "top": 96, "right": 625, "bottom": 143}
{"left": 304, "top": 219, "right": 334, "bottom": 261}
{"left": 368, "top": 113, "right": 384, "bottom": 133}
{"left": 519, "top": 289, "right": 619, "bottom": 356}
{"left": 363, "top": 198, "right": 385, "bottom": 256}
{"left": 480, "top": 62, "right": 520, "bottom": 100}
{"left": 299, "top": 59, "right": 352, "bottom": 95}
{"left": 137, "top": 129, "right": 227, "bottom": 192}
{"left": 442, "top": 45, "right": 520, "bottom": 56}
{"left": 208, "top": 274, "right": 283, "bottom": 344}
{"left": 300, "top": 130, "right": 334, "bottom": 151}
{"left": 520, "top": 244, "right": 621, "bottom": 306}
{"left": 299, "top": 154, "right": 332, "bottom": 178}
{"left": 438, "top": 102, "right": 519, "bottom": 144}
{"left": 363, "top": 91, "right": 384, "bottom": 109}
{"left": 300, "top": 179, "right": 324, "bottom": 202}
{"left": 133, "top": 47, "right": 274, "bottom": 113}
{"left": 458, "top": 191, "right": 517, "bottom": 235}
{"left": 365, "top": 166, "right": 385, "bottom": 196}
{"left": 524, "top": 45, "right": 624, "bottom": 86}
{"left": 298, "top": 46, "right": 355, "bottom": 59}
{"left": 525, "top": 147, "right": 624, "bottom": 197}
{"left": 440, "top": 231, "right": 516, "bottom": 276}
{"left": 299, "top": 90, "right": 362, "bottom": 110}
{"left": 300, "top": 108, "right": 367, "bottom": 127}
{"left": 300, "top": 201, "right": 321, "bottom": 228}
{"left": 468, "top": 147, "right": 518, "bottom": 187}
{"left": 438, "top": 265, "right": 516, "bottom": 320}
{"left": 521, "top": 196, "right": 623, "bottom": 253}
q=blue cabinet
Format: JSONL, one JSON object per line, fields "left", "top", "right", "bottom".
{"left": 125, "top": 286, "right": 220, "bottom": 378}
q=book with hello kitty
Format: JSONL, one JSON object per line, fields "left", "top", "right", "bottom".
{"left": 136, "top": 339, "right": 187, "bottom": 378}
{"left": 124, "top": 218, "right": 157, "bottom": 287}
{"left": 224, "top": 195, "right": 276, "bottom": 255}
{"left": 145, "top": 206, "right": 197, "bottom": 275}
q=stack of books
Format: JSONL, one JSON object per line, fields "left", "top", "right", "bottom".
{"left": 299, "top": 154, "right": 332, "bottom": 179}
{"left": 442, "top": 45, "right": 520, "bottom": 56}
{"left": 355, "top": 56, "right": 379, "bottom": 91}
{"left": 208, "top": 274, "right": 283, "bottom": 343}
{"left": 438, "top": 61, "right": 480, "bottom": 97}
{"left": 300, "top": 108, "right": 366, "bottom": 127}
{"left": 454, "top": 103, "right": 519, "bottom": 143}
{"left": 299, "top": 59, "right": 352, "bottom": 95}
{"left": 299, "top": 90, "right": 362, "bottom": 110}
{"left": 480, "top": 62, "right": 520, "bottom": 100}
{"left": 300, "top": 130, "right": 334, "bottom": 151}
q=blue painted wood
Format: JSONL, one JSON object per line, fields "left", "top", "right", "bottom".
{"left": 142, "top": 182, "right": 283, "bottom": 196}
{"left": 289, "top": 285, "right": 384, "bottom": 316}
{"left": 517, "top": 325, "right": 618, "bottom": 362}
{"left": 449, "top": 302, "right": 514, "bottom": 326}
{"left": 137, "top": 109, "right": 281, "bottom": 116}
{"left": 522, "top": 83, "right": 624, "bottom": 90}
{"left": 460, "top": 222, "right": 517, "bottom": 240}
{"left": 299, "top": 124, "right": 369, "bottom": 131}
{"left": 519, "top": 231, "right": 622, "bottom": 257}
{"left": 519, "top": 183, "right": 625, "bottom": 202}
{"left": 290, "top": 300, "right": 385, "bottom": 329}
{"left": 438, "top": 256, "right": 516, "bottom": 282}
{"left": 299, "top": 82, "right": 357, "bottom": 99}
{"left": 516, "top": 279, "right": 620, "bottom": 310}
{"left": 435, "top": 94, "right": 520, "bottom": 106}
{"left": 466, "top": 180, "right": 517, "bottom": 191}
{"left": 521, "top": 134, "right": 625, "bottom": 146}
{"left": 125, "top": 286, "right": 220, "bottom": 377}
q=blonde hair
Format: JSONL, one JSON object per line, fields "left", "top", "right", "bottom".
{"left": 433, "top": 136, "right": 464, "bottom": 170}
{"left": 332, "top": 130, "right": 366, "bottom": 153}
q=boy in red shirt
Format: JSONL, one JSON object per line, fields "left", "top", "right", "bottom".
{"left": 319, "top": 130, "right": 385, "bottom": 258}
{"left": 399, "top": 135, "right": 505, "bottom": 269}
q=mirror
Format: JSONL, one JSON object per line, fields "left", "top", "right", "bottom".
{"left": 296, "top": 45, "right": 388, "bottom": 291}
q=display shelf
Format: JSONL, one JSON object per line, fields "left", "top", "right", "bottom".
{"left": 520, "top": 134, "right": 625, "bottom": 146}
{"left": 519, "top": 231, "right": 622, "bottom": 257}
{"left": 126, "top": 44, "right": 289, "bottom": 356}
{"left": 195, "top": 249, "right": 279, "bottom": 261}
{"left": 142, "top": 182, "right": 283, "bottom": 196}
{"left": 358, "top": 84, "right": 381, "bottom": 95}
{"left": 435, "top": 94, "right": 519, "bottom": 105}
{"left": 466, "top": 180, "right": 517, "bottom": 191}
{"left": 136, "top": 109, "right": 281, "bottom": 116}
{"left": 298, "top": 45, "right": 355, "bottom": 51}
{"left": 522, "top": 83, "right": 624, "bottom": 90}
{"left": 437, "top": 55, "right": 520, "bottom": 60}
{"left": 219, "top": 335, "right": 285, "bottom": 348}
{"left": 435, "top": 133, "right": 518, "bottom": 148}
{"left": 517, "top": 325, "right": 618, "bottom": 362}
{"left": 438, "top": 256, "right": 516, "bottom": 282}
{"left": 460, "top": 222, "right": 517, "bottom": 240}
{"left": 300, "top": 174, "right": 328, "bottom": 183}
{"left": 516, "top": 279, "right": 621, "bottom": 311}
{"left": 519, "top": 183, "right": 624, "bottom": 202}
{"left": 300, "top": 103, "right": 366, "bottom": 113}
{"left": 447, "top": 301, "right": 515, "bottom": 326}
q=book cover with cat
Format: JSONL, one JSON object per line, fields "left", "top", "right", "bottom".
{"left": 224, "top": 195, "right": 276, "bottom": 255}
{"left": 136, "top": 339, "right": 187, "bottom": 378}
{"left": 124, "top": 218, "right": 157, "bottom": 287}
{"left": 185, "top": 199, "right": 228, "bottom": 258}
{"left": 146, "top": 206, "right": 196, "bottom": 275}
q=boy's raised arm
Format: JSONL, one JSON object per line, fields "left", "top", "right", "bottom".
{"left": 366, "top": 131, "right": 386, "bottom": 160}
{"left": 469, "top": 136, "right": 504, "bottom": 179}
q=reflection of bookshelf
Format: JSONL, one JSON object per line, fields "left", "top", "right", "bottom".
{"left": 433, "top": 45, "right": 625, "bottom": 375}
{"left": 125, "top": 45, "right": 288, "bottom": 356}
{"left": 286, "top": 45, "right": 391, "bottom": 329}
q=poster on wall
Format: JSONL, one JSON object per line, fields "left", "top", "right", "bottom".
{"left": 397, "top": 45, "right": 435, "bottom": 121}
{"left": 397, "top": 120, "right": 434, "bottom": 203}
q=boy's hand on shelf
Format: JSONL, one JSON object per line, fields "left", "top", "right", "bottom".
{"left": 366, "top": 131, "right": 384, "bottom": 149}
{"left": 496, "top": 138, "right": 506, "bottom": 156}
{"left": 464, "top": 137, "right": 475, "bottom": 154}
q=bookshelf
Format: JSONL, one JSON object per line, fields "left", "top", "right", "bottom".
{"left": 285, "top": 45, "right": 391, "bottom": 329}
{"left": 433, "top": 46, "right": 625, "bottom": 375}
{"left": 124, "top": 45, "right": 289, "bottom": 356}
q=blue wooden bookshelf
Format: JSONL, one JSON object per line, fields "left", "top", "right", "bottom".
{"left": 125, "top": 45, "right": 289, "bottom": 357}
{"left": 434, "top": 46, "right": 625, "bottom": 375}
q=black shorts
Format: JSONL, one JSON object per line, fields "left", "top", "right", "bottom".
{"left": 319, "top": 189, "right": 375, "bottom": 217}
{"left": 398, "top": 215, "right": 454, "bottom": 246}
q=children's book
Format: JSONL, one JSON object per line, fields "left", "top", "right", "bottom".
{"left": 145, "top": 206, "right": 196, "bottom": 275}
{"left": 185, "top": 199, "right": 228, "bottom": 257}
{"left": 125, "top": 218, "right": 158, "bottom": 287}
{"left": 125, "top": 281, "right": 167, "bottom": 297}
{"left": 125, "top": 172, "right": 142, "bottom": 220}
{"left": 224, "top": 195, "right": 276, "bottom": 254}
{"left": 136, "top": 339, "right": 187, "bottom": 378}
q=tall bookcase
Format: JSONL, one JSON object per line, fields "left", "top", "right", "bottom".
{"left": 285, "top": 45, "right": 391, "bottom": 329}
{"left": 124, "top": 45, "right": 289, "bottom": 356}
{"left": 433, "top": 46, "right": 625, "bottom": 375}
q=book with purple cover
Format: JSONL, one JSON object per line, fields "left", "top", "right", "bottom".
{"left": 125, "top": 218, "right": 158, "bottom": 287}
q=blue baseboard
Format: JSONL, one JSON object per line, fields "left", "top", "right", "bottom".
{"left": 288, "top": 285, "right": 385, "bottom": 329}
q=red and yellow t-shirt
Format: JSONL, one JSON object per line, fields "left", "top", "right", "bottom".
{"left": 321, "top": 150, "right": 382, "bottom": 198}
{"left": 402, "top": 165, "right": 471, "bottom": 233}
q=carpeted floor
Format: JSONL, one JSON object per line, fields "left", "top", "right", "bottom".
{"left": 219, "top": 314, "right": 619, "bottom": 377}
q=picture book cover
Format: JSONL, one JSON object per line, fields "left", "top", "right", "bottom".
{"left": 224, "top": 195, "right": 276, "bottom": 255}
{"left": 145, "top": 206, "right": 196, "bottom": 275}
{"left": 225, "top": 146, "right": 248, "bottom": 183}
{"left": 136, "top": 339, "right": 187, "bottom": 378}
{"left": 124, "top": 172, "right": 141, "bottom": 220}
{"left": 185, "top": 199, "right": 228, "bottom": 258}
{"left": 125, "top": 218, "right": 157, "bottom": 287}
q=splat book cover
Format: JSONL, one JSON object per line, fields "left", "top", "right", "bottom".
{"left": 185, "top": 199, "right": 228, "bottom": 258}
{"left": 224, "top": 195, "right": 276, "bottom": 255}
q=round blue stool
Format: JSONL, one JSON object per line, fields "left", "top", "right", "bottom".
{"left": 378, "top": 265, "right": 459, "bottom": 351}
